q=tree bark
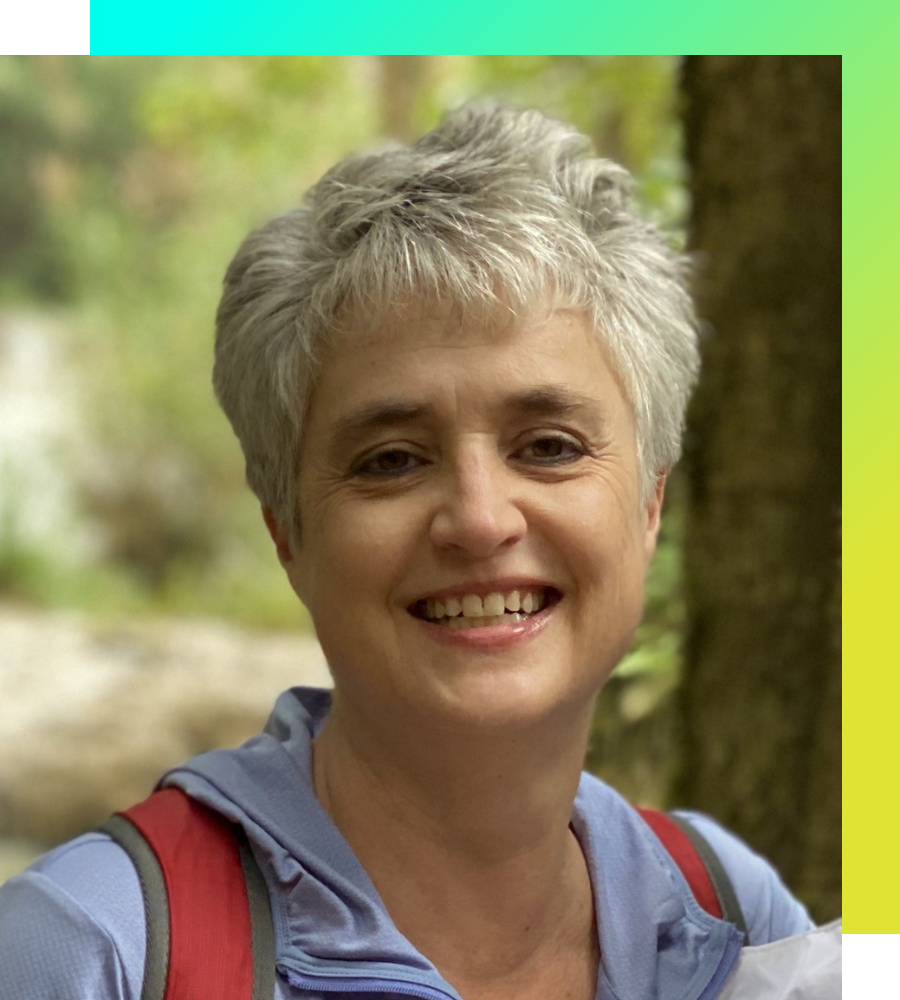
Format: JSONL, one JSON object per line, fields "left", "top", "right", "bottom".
{"left": 677, "top": 56, "right": 841, "bottom": 923}
{"left": 377, "top": 56, "right": 434, "bottom": 141}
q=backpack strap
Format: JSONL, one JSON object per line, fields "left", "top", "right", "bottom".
{"left": 99, "top": 787, "right": 275, "bottom": 1000}
{"left": 637, "top": 807, "right": 749, "bottom": 944}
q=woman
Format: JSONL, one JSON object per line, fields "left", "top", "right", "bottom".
{"left": 0, "top": 104, "right": 813, "bottom": 1000}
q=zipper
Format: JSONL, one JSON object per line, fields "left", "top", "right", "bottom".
{"left": 281, "top": 965, "right": 462, "bottom": 1000}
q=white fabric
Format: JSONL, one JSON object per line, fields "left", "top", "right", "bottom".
{"left": 718, "top": 920, "right": 842, "bottom": 1000}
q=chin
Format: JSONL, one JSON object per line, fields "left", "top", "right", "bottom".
{"left": 418, "top": 661, "right": 600, "bottom": 734}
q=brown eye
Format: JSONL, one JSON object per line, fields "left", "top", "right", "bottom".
{"left": 356, "top": 449, "right": 424, "bottom": 477}
{"left": 517, "top": 435, "right": 584, "bottom": 465}
{"left": 530, "top": 439, "right": 566, "bottom": 458}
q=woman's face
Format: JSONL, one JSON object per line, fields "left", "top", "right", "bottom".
{"left": 278, "top": 307, "right": 663, "bottom": 729}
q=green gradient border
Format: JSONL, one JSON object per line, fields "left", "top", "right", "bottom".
{"left": 89, "top": 14, "right": 856, "bottom": 927}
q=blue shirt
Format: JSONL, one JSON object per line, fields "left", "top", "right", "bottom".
{"left": 0, "top": 687, "right": 813, "bottom": 999}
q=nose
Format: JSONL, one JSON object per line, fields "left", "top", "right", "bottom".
{"left": 429, "top": 448, "right": 527, "bottom": 557}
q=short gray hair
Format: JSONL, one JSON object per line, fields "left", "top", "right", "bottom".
{"left": 213, "top": 103, "right": 699, "bottom": 536}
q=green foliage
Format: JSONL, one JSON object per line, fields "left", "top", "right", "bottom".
{"left": 0, "top": 58, "right": 72, "bottom": 300}
{"left": 469, "top": 56, "right": 686, "bottom": 227}
{"left": 616, "top": 469, "right": 687, "bottom": 680}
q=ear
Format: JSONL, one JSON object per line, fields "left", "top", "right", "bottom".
{"left": 262, "top": 506, "right": 295, "bottom": 568}
{"left": 263, "top": 506, "right": 312, "bottom": 608}
{"left": 643, "top": 472, "right": 667, "bottom": 562}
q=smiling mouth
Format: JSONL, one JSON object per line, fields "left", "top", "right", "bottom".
{"left": 409, "top": 587, "right": 561, "bottom": 629}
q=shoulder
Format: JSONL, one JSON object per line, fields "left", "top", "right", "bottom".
{"left": 672, "top": 809, "right": 815, "bottom": 945}
{"left": 0, "top": 832, "right": 146, "bottom": 1000}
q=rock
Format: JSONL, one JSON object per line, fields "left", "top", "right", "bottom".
{"left": 0, "top": 605, "right": 330, "bottom": 848}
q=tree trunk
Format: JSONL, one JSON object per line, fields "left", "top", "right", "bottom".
{"left": 377, "top": 56, "right": 434, "bottom": 141}
{"left": 677, "top": 56, "right": 841, "bottom": 924}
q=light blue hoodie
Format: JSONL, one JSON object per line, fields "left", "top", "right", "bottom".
{"left": 0, "top": 687, "right": 813, "bottom": 1000}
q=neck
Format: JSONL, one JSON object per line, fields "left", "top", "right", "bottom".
{"left": 312, "top": 693, "right": 599, "bottom": 994}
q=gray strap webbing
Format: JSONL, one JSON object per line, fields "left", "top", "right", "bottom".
{"left": 100, "top": 814, "right": 170, "bottom": 1000}
{"left": 238, "top": 835, "right": 276, "bottom": 1000}
{"left": 668, "top": 812, "right": 750, "bottom": 944}
{"left": 100, "top": 815, "right": 277, "bottom": 1000}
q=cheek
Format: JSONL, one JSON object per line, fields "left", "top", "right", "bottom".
{"left": 302, "top": 497, "right": 421, "bottom": 609}
{"left": 564, "top": 470, "right": 644, "bottom": 553}
{"left": 556, "top": 483, "right": 649, "bottom": 609}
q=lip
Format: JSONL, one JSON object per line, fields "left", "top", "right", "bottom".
{"left": 411, "top": 599, "right": 557, "bottom": 650}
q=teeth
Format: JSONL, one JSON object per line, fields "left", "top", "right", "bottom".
{"left": 462, "top": 594, "right": 483, "bottom": 617}
{"left": 448, "top": 613, "right": 528, "bottom": 629}
{"left": 483, "top": 592, "right": 505, "bottom": 616}
{"left": 419, "top": 587, "right": 551, "bottom": 622}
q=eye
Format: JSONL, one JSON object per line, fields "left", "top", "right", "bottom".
{"left": 515, "top": 433, "right": 586, "bottom": 465}
{"left": 354, "top": 448, "right": 426, "bottom": 478}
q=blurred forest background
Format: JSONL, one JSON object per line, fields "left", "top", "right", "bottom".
{"left": 0, "top": 56, "right": 840, "bottom": 921}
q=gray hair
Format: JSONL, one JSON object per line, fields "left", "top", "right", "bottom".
{"left": 213, "top": 103, "right": 699, "bottom": 536}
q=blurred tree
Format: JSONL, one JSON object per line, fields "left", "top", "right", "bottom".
{"left": 378, "top": 56, "right": 436, "bottom": 140}
{"left": 0, "top": 57, "right": 163, "bottom": 301}
{"left": 0, "top": 56, "right": 75, "bottom": 300}
{"left": 677, "top": 56, "right": 841, "bottom": 923}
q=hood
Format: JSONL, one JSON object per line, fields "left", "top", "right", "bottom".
{"left": 162, "top": 687, "right": 742, "bottom": 1000}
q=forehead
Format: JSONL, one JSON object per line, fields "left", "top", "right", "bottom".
{"left": 304, "top": 306, "right": 631, "bottom": 445}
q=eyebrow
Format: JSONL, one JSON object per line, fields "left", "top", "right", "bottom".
{"left": 329, "top": 401, "right": 430, "bottom": 454}
{"left": 505, "top": 386, "right": 600, "bottom": 418}
{"left": 328, "top": 385, "right": 602, "bottom": 453}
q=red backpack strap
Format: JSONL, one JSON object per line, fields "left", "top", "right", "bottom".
{"left": 637, "top": 807, "right": 749, "bottom": 943}
{"left": 100, "top": 787, "right": 275, "bottom": 1000}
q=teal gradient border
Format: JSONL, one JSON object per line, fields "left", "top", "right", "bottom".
{"left": 89, "top": 0, "right": 843, "bottom": 54}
